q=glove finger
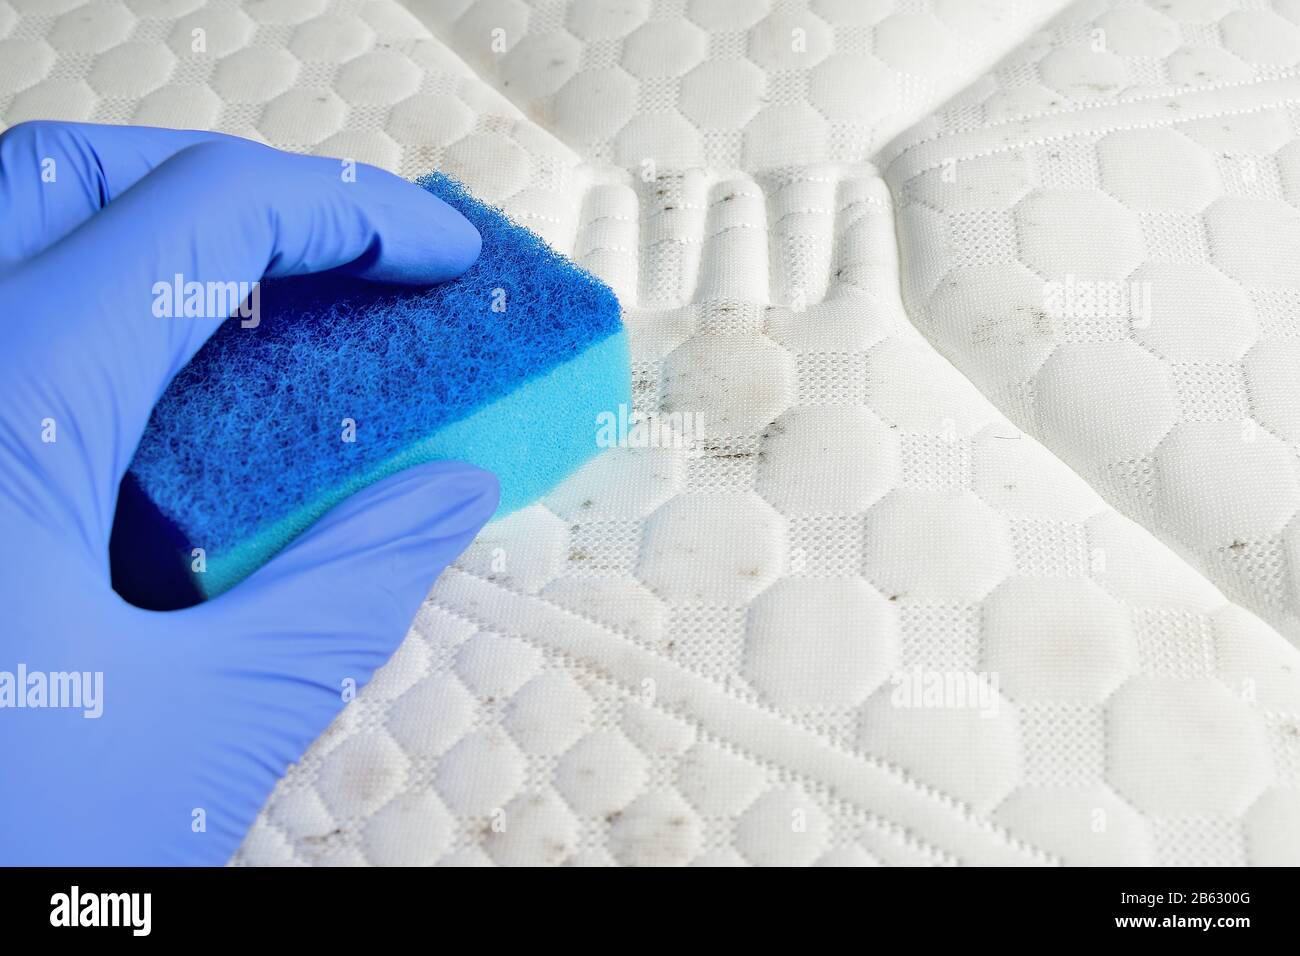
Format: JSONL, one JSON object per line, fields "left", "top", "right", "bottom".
{"left": 0, "top": 121, "right": 237, "bottom": 270}
{"left": 0, "top": 462, "right": 495, "bottom": 866}
{"left": 0, "top": 137, "right": 481, "bottom": 551}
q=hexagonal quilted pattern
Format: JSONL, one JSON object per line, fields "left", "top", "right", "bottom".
{"left": 3, "top": 0, "right": 1299, "bottom": 866}
{"left": 408, "top": 0, "right": 1076, "bottom": 169}
{"left": 237, "top": 158, "right": 1298, "bottom": 866}
{"left": 0, "top": 0, "right": 583, "bottom": 248}
{"left": 883, "top": 0, "right": 1300, "bottom": 159}
{"left": 885, "top": 13, "right": 1300, "bottom": 644}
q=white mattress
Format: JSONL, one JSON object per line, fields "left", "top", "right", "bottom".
{"left": 5, "top": 0, "right": 1299, "bottom": 866}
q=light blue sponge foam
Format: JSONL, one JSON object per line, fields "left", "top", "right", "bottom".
{"left": 124, "top": 173, "right": 628, "bottom": 600}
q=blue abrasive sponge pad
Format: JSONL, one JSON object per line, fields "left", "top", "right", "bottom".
{"left": 114, "top": 173, "right": 628, "bottom": 606}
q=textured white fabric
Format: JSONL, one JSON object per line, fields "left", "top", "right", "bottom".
{"left": 2, "top": 0, "right": 1299, "bottom": 866}
{"left": 404, "top": 0, "right": 1076, "bottom": 170}
{"left": 883, "top": 0, "right": 1300, "bottom": 644}
{"left": 881, "top": 0, "right": 1300, "bottom": 162}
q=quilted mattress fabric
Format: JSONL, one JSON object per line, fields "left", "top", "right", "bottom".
{"left": 406, "top": 0, "right": 1077, "bottom": 168}
{"left": 1, "top": 0, "right": 1298, "bottom": 867}
{"left": 881, "top": 0, "right": 1300, "bottom": 646}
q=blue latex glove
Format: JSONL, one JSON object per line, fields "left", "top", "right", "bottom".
{"left": 0, "top": 121, "right": 499, "bottom": 865}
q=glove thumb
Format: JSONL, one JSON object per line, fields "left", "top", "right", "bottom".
{"left": 192, "top": 460, "right": 498, "bottom": 773}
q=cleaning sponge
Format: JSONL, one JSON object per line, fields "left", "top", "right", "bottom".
{"left": 115, "top": 173, "right": 628, "bottom": 604}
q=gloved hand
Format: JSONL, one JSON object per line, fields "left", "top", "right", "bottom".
{"left": 0, "top": 121, "right": 499, "bottom": 865}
